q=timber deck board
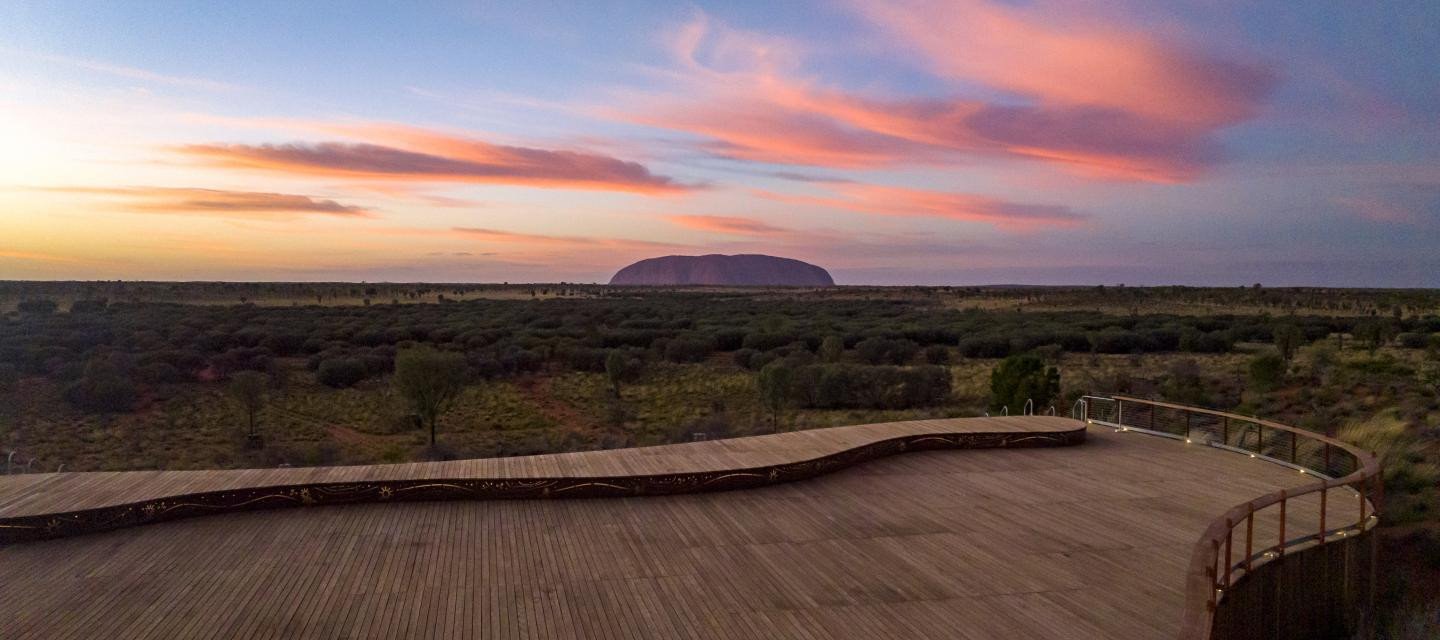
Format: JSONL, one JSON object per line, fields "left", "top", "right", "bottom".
{"left": 0, "top": 418, "right": 1357, "bottom": 639}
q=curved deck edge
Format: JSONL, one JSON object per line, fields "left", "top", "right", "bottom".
{"left": 0, "top": 423, "right": 1085, "bottom": 544}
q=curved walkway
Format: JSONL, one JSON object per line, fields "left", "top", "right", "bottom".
{"left": 0, "top": 420, "right": 1341, "bottom": 639}
{"left": 0, "top": 416, "right": 1080, "bottom": 542}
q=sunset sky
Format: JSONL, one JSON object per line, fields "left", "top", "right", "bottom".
{"left": 2, "top": 1, "right": 1437, "bottom": 285}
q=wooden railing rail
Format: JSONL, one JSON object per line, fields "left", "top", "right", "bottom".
{"left": 1078, "top": 395, "right": 1382, "bottom": 640}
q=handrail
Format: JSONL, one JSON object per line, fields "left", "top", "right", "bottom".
{"left": 1080, "top": 395, "right": 1382, "bottom": 639}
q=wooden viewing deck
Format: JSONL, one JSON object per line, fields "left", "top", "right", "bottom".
{"left": 0, "top": 416, "right": 1355, "bottom": 639}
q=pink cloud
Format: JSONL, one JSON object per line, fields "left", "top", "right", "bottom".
{"left": 626, "top": 7, "right": 1276, "bottom": 182}
{"left": 755, "top": 183, "right": 1086, "bottom": 231}
{"left": 852, "top": 0, "right": 1276, "bottom": 127}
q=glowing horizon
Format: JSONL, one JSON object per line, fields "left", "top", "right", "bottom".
{"left": 2, "top": 1, "right": 1437, "bottom": 286}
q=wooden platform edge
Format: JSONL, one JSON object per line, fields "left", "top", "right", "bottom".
{"left": 0, "top": 425, "right": 1084, "bottom": 545}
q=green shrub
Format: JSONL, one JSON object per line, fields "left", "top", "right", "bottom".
{"left": 855, "top": 337, "right": 919, "bottom": 365}
{"left": 316, "top": 358, "right": 367, "bottom": 388}
{"left": 1396, "top": 332, "right": 1427, "bottom": 349}
{"left": 664, "top": 336, "right": 716, "bottom": 363}
{"left": 1247, "top": 352, "right": 1286, "bottom": 392}
{"left": 989, "top": 354, "right": 1060, "bottom": 412}
{"left": 16, "top": 299, "right": 57, "bottom": 315}
{"left": 0, "top": 362, "right": 18, "bottom": 394}
{"left": 924, "top": 345, "right": 951, "bottom": 365}
{"left": 63, "top": 359, "right": 138, "bottom": 413}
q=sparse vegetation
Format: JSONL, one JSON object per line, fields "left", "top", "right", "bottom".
{"left": 0, "top": 282, "right": 1435, "bottom": 625}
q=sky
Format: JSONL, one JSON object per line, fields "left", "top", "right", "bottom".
{"left": 1, "top": 1, "right": 1438, "bottom": 286}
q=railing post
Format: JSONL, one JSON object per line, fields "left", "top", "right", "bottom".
{"left": 1318, "top": 480, "right": 1328, "bottom": 544}
{"left": 1278, "top": 489, "right": 1287, "bottom": 556}
{"left": 1359, "top": 475, "right": 1367, "bottom": 524}
{"left": 1224, "top": 518, "right": 1233, "bottom": 587}
{"left": 1185, "top": 412, "right": 1192, "bottom": 440}
{"left": 1222, "top": 416, "right": 1229, "bottom": 446}
{"left": 1116, "top": 399, "right": 1123, "bottom": 428}
{"left": 1324, "top": 443, "right": 1332, "bottom": 474}
{"left": 1209, "top": 539, "right": 1221, "bottom": 610}
{"left": 1291, "top": 431, "right": 1298, "bottom": 464}
{"left": 1244, "top": 505, "right": 1254, "bottom": 572}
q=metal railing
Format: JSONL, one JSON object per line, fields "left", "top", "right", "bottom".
{"left": 1077, "top": 395, "right": 1382, "bottom": 640}
{"left": 4, "top": 449, "right": 62, "bottom": 475}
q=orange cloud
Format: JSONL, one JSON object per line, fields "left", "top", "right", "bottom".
{"left": 43, "top": 186, "right": 376, "bottom": 220}
{"left": 337, "top": 182, "right": 489, "bottom": 209}
{"left": 755, "top": 184, "right": 1086, "bottom": 231}
{"left": 666, "top": 215, "right": 789, "bottom": 236}
{"left": 176, "top": 127, "right": 692, "bottom": 194}
{"left": 450, "top": 227, "right": 684, "bottom": 251}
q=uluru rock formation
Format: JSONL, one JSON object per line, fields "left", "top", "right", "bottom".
{"left": 609, "top": 254, "right": 835, "bottom": 286}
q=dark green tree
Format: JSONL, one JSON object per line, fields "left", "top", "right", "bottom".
{"left": 988, "top": 354, "right": 1060, "bottom": 413}
{"left": 0, "top": 363, "right": 17, "bottom": 395}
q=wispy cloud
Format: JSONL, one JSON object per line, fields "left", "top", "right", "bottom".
{"left": 755, "top": 183, "right": 1086, "bottom": 231}
{"left": 1333, "top": 191, "right": 1440, "bottom": 228}
{"left": 19, "top": 49, "right": 242, "bottom": 92}
{"left": 666, "top": 214, "right": 790, "bottom": 236}
{"left": 45, "top": 186, "right": 376, "bottom": 220}
{"left": 0, "top": 249, "right": 87, "bottom": 264}
{"left": 449, "top": 226, "right": 683, "bottom": 250}
{"left": 173, "top": 124, "right": 696, "bottom": 194}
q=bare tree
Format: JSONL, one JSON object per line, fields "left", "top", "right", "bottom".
{"left": 228, "top": 371, "right": 268, "bottom": 448}
{"left": 1273, "top": 323, "right": 1304, "bottom": 363}
{"left": 757, "top": 362, "right": 793, "bottom": 429}
{"left": 394, "top": 347, "right": 467, "bottom": 447}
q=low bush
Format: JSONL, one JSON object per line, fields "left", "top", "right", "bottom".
{"left": 316, "top": 358, "right": 368, "bottom": 388}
